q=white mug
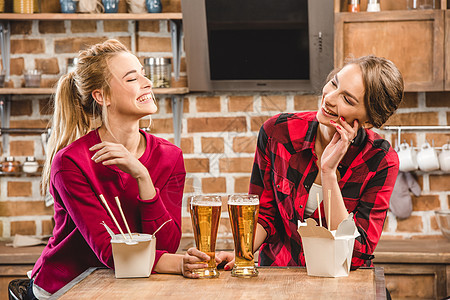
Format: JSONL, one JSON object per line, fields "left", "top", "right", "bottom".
{"left": 398, "top": 143, "right": 418, "bottom": 172}
{"left": 417, "top": 142, "right": 440, "bottom": 172}
{"left": 439, "top": 143, "right": 450, "bottom": 172}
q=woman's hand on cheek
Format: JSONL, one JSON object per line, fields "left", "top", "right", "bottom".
{"left": 89, "top": 142, "right": 146, "bottom": 178}
{"left": 321, "top": 118, "right": 358, "bottom": 174}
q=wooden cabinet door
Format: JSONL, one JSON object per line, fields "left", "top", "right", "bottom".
{"left": 335, "top": 10, "right": 444, "bottom": 91}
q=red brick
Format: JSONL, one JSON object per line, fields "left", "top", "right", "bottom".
{"left": 0, "top": 222, "right": 3, "bottom": 238}
{"left": 137, "top": 21, "right": 160, "bottom": 32}
{"left": 188, "top": 117, "right": 247, "bottom": 133}
{"left": 137, "top": 37, "right": 171, "bottom": 52}
{"left": 429, "top": 174, "right": 450, "bottom": 191}
{"left": 11, "top": 221, "right": 36, "bottom": 236}
{"left": 386, "top": 112, "right": 439, "bottom": 126}
{"left": 11, "top": 21, "right": 32, "bottom": 35}
{"left": 7, "top": 182, "right": 32, "bottom": 197}
{"left": 54, "top": 37, "right": 110, "bottom": 54}
{"left": 425, "top": 92, "right": 450, "bottom": 108}
{"left": 149, "top": 118, "right": 174, "bottom": 134}
{"left": 167, "top": 137, "right": 193, "bottom": 154}
{"left": 104, "top": 21, "right": 129, "bottom": 32}
{"left": 202, "top": 177, "right": 226, "bottom": 193}
{"left": 183, "top": 177, "right": 195, "bottom": 193}
{"left": 250, "top": 116, "right": 271, "bottom": 131}
{"left": 10, "top": 119, "right": 49, "bottom": 129}
{"left": 448, "top": 112, "right": 450, "bottom": 125}
{"left": 35, "top": 58, "right": 60, "bottom": 75}
{"left": 234, "top": 176, "right": 250, "bottom": 193}
{"left": 424, "top": 133, "right": 450, "bottom": 147}
{"left": 390, "top": 133, "right": 417, "bottom": 149}
{"left": 229, "top": 96, "right": 254, "bottom": 112}
{"left": 39, "top": 97, "right": 53, "bottom": 115}
{"left": 396, "top": 216, "right": 423, "bottom": 232}
{"left": 261, "top": 95, "right": 286, "bottom": 111}
{"left": 412, "top": 195, "right": 440, "bottom": 211}
{"left": 10, "top": 57, "right": 25, "bottom": 76}
{"left": 294, "top": 94, "right": 320, "bottom": 111}
{"left": 196, "top": 96, "right": 221, "bottom": 112}
{"left": 184, "top": 158, "right": 209, "bottom": 173}
{"left": 430, "top": 215, "right": 440, "bottom": 231}
{"left": 182, "top": 216, "right": 193, "bottom": 234}
{"left": 70, "top": 20, "right": 97, "bottom": 33}
{"left": 11, "top": 39, "right": 45, "bottom": 54}
{"left": 219, "top": 157, "right": 253, "bottom": 173}
{"left": 0, "top": 201, "right": 54, "bottom": 217}
{"left": 170, "top": 76, "right": 188, "bottom": 88}
{"left": 39, "top": 21, "right": 65, "bottom": 33}
{"left": 400, "top": 92, "right": 418, "bottom": 108}
{"left": 11, "top": 100, "right": 32, "bottom": 116}
{"left": 202, "top": 137, "right": 224, "bottom": 153}
{"left": 40, "top": 77, "right": 59, "bottom": 88}
{"left": 10, "top": 141, "right": 35, "bottom": 156}
{"left": 42, "top": 219, "right": 55, "bottom": 236}
{"left": 233, "top": 136, "right": 257, "bottom": 153}
{"left": 165, "top": 97, "right": 189, "bottom": 113}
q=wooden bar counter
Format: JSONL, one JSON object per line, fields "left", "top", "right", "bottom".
{"left": 53, "top": 267, "right": 385, "bottom": 299}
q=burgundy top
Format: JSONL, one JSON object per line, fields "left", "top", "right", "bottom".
{"left": 250, "top": 112, "right": 399, "bottom": 268}
{"left": 32, "top": 129, "right": 186, "bottom": 294}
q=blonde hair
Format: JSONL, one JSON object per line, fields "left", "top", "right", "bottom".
{"left": 41, "top": 39, "right": 129, "bottom": 193}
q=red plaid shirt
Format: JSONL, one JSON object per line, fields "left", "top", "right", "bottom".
{"left": 250, "top": 112, "right": 399, "bottom": 269}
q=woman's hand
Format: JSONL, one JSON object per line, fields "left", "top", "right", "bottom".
{"left": 215, "top": 251, "right": 235, "bottom": 271}
{"left": 321, "top": 118, "right": 358, "bottom": 174}
{"left": 89, "top": 141, "right": 147, "bottom": 179}
{"left": 181, "top": 247, "right": 211, "bottom": 278}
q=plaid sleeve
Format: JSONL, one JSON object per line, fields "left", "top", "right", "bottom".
{"left": 249, "top": 124, "right": 279, "bottom": 243}
{"left": 351, "top": 148, "right": 399, "bottom": 269}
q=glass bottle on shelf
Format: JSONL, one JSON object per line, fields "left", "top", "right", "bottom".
{"left": 348, "top": 0, "right": 360, "bottom": 12}
{"left": 23, "top": 156, "right": 39, "bottom": 173}
{"left": 2, "top": 156, "right": 20, "bottom": 173}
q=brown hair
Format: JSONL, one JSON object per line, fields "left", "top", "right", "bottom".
{"left": 41, "top": 39, "right": 129, "bottom": 192}
{"left": 327, "top": 55, "right": 404, "bottom": 128}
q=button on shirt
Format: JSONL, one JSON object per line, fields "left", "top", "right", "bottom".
{"left": 249, "top": 112, "right": 399, "bottom": 269}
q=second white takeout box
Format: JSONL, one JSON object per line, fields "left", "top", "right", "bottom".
{"left": 298, "top": 213, "right": 360, "bottom": 278}
{"left": 111, "top": 233, "right": 156, "bottom": 278}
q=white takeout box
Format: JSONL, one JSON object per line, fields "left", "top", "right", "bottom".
{"left": 298, "top": 213, "right": 360, "bottom": 278}
{"left": 110, "top": 233, "right": 156, "bottom": 278}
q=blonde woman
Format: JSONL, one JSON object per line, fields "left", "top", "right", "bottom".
{"left": 25, "top": 40, "right": 190, "bottom": 299}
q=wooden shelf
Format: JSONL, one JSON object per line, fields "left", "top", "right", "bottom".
{"left": 0, "top": 13, "right": 182, "bottom": 21}
{"left": 0, "top": 87, "right": 189, "bottom": 95}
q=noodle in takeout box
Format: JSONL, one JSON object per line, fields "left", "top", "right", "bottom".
{"left": 99, "top": 194, "right": 172, "bottom": 278}
{"left": 297, "top": 191, "right": 360, "bottom": 278}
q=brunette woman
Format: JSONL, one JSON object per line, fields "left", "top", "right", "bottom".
{"left": 215, "top": 55, "right": 404, "bottom": 271}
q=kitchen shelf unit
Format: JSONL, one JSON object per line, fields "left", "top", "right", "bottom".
{"left": 0, "top": 13, "right": 187, "bottom": 150}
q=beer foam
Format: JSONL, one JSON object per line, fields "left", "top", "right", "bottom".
{"left": 191, "top": 201, "right": 222, "bottom": 207}
{"left": 228, "top": 201, "right": 259, "bottom": 205}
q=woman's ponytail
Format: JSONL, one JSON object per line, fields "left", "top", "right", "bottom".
{"left": 41, "top": 72, "right": 92, "bottom": 193}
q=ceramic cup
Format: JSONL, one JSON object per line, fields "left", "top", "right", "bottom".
{"left": 439, "top": 143, "right": 450, "bottom": 172}
{"left": 60, "top": 0, "right": 77, "bottom": 13}
{"left": 102, "top": 0, "right": 119, "bottom": 13}
{"left": 398, "top": 142, "right": 418, "bottom": 172}
{"left": 417, "top": 142, "right": 440, "bottom": 172}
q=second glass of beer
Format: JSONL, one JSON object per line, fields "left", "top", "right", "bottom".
{"left": 228, "top": 194, "right": 259, "bottom": 277}
{"left": 189, "top": 195, "right": 222, "bottom": 278}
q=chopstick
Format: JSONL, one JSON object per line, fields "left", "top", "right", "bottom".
{"left": 99, "top": 194, "right": 127, "bottom": 240}
{"left": 316, "top": 192, "right": 322, "bottom": 227}
{"left": 328, "top": 189, "right": 331, "bottom": 230}
{"left": 115, "top": 196, "right": 133, "bottom": 240}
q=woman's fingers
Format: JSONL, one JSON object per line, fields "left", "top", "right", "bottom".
{"left": 182, "top": 248, "right": 210, "bottom": 279}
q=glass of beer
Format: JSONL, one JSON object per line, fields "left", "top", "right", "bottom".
{"left": 227, "top": 194, "right": 259, "bottom": 277}
{"left": 189, "top": 195, "right": 222, "bottom": 278}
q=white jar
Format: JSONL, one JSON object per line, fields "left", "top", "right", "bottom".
{"left": 22, "top": 156, "right": 39, "bottom": 173}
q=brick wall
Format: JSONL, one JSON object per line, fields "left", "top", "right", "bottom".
{"left": 0, "top": 19, "right": 449, "bottom": 242}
